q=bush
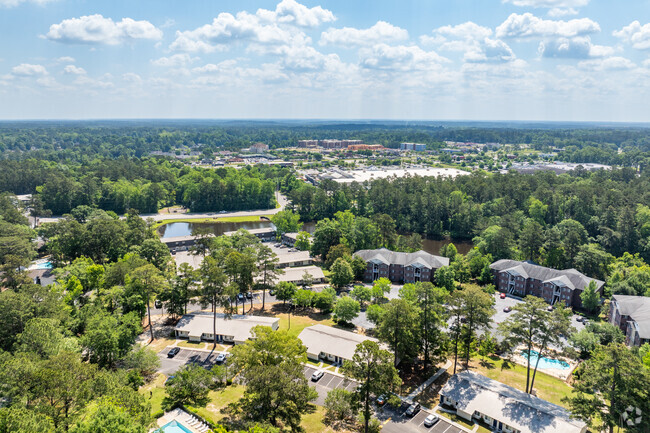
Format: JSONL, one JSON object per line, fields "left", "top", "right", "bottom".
{"left": 152, "top": 410, "right": 164, "bottom": 419}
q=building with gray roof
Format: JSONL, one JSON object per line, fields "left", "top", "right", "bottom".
{"left": 298, "top": 324, "right": 389, "bottom": 365}
{"left": 354, "top": 248, "right": 449, "bottom": 284}
{"left": 490, "top": 259, "right": 604, "bottom": 309}
{"left": 440, "top": 371, "right": 587, "bottom": 433}
{"left": 174, "top": 313, "right": 279, "bottom": 344}
{"left": 609, "top": 294, "right": 650, "bottom": 347}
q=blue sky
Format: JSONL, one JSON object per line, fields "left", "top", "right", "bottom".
{"left": 1, "top": 0, "right": 650, "bottom": 121}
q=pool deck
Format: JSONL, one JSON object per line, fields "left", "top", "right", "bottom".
{"left": 154, "top": 408, "right": 206, "bottom": 433}
{"left": 511, "top": 347, "right": 577, "bottom": 381}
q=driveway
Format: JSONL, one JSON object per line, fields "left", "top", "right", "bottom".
{"left": 158, "top": 347, "right": 227, "bottom": 376}
{"left": 302, "top": 366, "right": 463, "bottom": 433}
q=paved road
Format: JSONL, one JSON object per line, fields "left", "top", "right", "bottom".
{"left": 151, "top": 291, "right": 279, "bottom": 316}
{"left": 302, "top": 366, "right": 463, "bottom": 433}
{"left": 158, "top": 347, "right": 227, "bottom": 376}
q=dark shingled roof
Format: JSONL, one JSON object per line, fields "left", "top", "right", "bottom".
{"left": 490, "top": 259, "right": 604, "bottom": 291}
{"left": 354, "top": 248, "right": 449, "bottom": 269}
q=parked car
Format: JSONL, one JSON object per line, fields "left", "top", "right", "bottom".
{"left": 167, "top": 347, "right": 180, "bottom": 358}
{"left": 154, "top": 299, "right": 162, "bottom": 308}
{"left": 424, "top": 414, "right": 439, "bottom": 427}
{"left": 219, "top": 210, "right": 227, "bottom": 214}
{"left": 376, "top": 395, "right": 387, "bottom": 406}
{"left": 547, "top": 305, "right": 554, "bottom": 312}
{"left": 405, "top": 403, "right": 421, "bottom": 417}
{"left": 164, "top": 375, "right": 175, "bottom": 384}
{"left": 269, "top": 289, "right": 276, "bottom": 296}
{"left": 216, "top": 353, "right": 227, "bottom": 363}
{"left": 246, "top": 292, "right": 253, "bottom": 299}
{"left": 500, "top": 292, "right": 507, "bottom": 299}
{"left": 237, "top": 293, "right": 245, "bottom": 302}
{"left": 503, "top": 306, "right": 512, "bottom": 313}
{"left": 311, "top": 370, "right": 324, "bottom": 382}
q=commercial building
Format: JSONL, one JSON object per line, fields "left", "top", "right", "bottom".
{"left": 162, "top": 235, "right": 204, "bottom": 251}
{"left": 276, "top": 265, "right": 325, "bottom": 285}
{"left": 174, "top": 313, "right": 279, "bottom": 344}
{"left": 302, "top": 166, "right": 469, "bottom": 185}
{"left": 347, "top": 144, "right": 385, "bottom": 151}
{"left": 267, "top": 244, "right": 313, "bottom": 268}
{"left": 609, "top": 294, "right": 650, "bottom": 347}
{"left": 354, "top": 248, "right": 449, "bottom": 284}
{"left": 281, "top": 232, "right": 299, "bottom": 247}
{"left": 298, "top": 324, "right": 386, "bottom": 364}
{"left": 490, "top": 260, "right": 604, "bottom": 309}
{"left": 249, "top": 142, "right": 269, "bottom": 153}
{"left": 223, "top": 227, "right": 276, "bottom": 242}
{"left": 400, "top": 142, "right": 427, "bottom": 151}
{"left": 440, "top": 371, "right": 587, "bottom": 433}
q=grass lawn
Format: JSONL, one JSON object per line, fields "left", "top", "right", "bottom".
{"left": 275, "top": 311, "right": 334, "bottom": 338}
{"left": 437, "top": 411, "right": 478, "bottom": 430}
{"left": 139, "top": 373, "right": 167, "bottom": 415}
{"left": 139, "top": 337, "right": 175, "bottom": 353}
{"left": 301, "top": 405, "right": 336, "bottom": 433}
{"left": 462, "top": 356, "right": 572, "bottom": 408}
{"left": 151, "top": 215, "right": 264, "bottom": 230}
{"left": 176, "top": 340, "right": 210, "bottom": 350}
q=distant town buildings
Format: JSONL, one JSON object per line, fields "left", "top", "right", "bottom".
{"left": 354, "top": 248, "right": 449, "bottom": 284}
{"left": 506, "top": 162, "right": 611, "bottom": 175}
{"left": 347, "top": 144, "right": 385, "bottom": 151}
{"left": 297, "top": 139, "right": 363, "bottom": 149}
{"left": 248, "top": 142, "right": 269, "bottom": 153}
{"left": 490, "top": 260, "right": 604, "bottom": 309}
{"left": 400, "top": 142, "right": 426, "bottom": 151}
{"left": 609, "top": 295, "right": 650, "bottom": 347}
{"left": 440, "top": 371, "right": 587, "bottom": 433}
{"left": 302, "top": 166, "right": 469, "bottom": 185}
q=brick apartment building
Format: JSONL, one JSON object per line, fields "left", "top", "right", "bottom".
{"left": 490, "top": 259, "right": 604, "bottom": 309}
{"left": 354, "top": 248, "right": 449, "bottom": 284}
{"left": 609, "top": 295, "right": 650, "bottom": 347}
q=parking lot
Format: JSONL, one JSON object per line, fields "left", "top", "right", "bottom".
{"left": 303, "top": 366, "right": 464, "bottom": 433}
{"left": 158, "top": 347, "right": 227, "bottom": 375}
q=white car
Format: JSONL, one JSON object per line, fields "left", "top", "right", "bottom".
{"left": 424, "top": 414, "right": 439, "bottom": 427}
{"left": 311, "top": 370, "right": 325, "bottom": 382}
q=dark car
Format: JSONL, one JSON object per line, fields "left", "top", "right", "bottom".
{"left": 503, "top": 306, "right": 512, "bottom": 313}
{"left": 167, "top": 347, "right": 180, "bottom": 358}
{"left": 405, "top": 402, "right": 421, "bottom": 417}
{"left": 154, "top": 299, "right": 162, "bottom": 308}
{"left": 246, "top": 292, "right": 253, "bottom": 299}
{"left": 237, "top": 293, "right": 245, "bottom": 302}
{"left": 269, "top": 289, "right": 276, "bottom": 296}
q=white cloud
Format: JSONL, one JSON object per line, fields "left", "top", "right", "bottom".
{"left": 46, "top": 14, "right": 163, "bottom": 45}
{"left": 502, "top": 0, "right": 588, "bottom": 7}
{"left": 151, "top": 54, "right": 199, "bottom": 67}
{"left": 539, "top": 37, "right": 614, "bottom": 58}
{"left": 12, "top": 63, "right": 48, "bottom": 76}
{"left": 578, "top": 56, "right": 635, "bottom": 71}
{"left": 55, "top": 56, "right": 75, "bottom": 63}
{"left": 0, "top": 0, "right": 56, "bottom": 8}
{"left": 320, "top": 21, "right": 408, "bottom": 47}
{"left": 547, "top": 8, "right": 579, "bottom": 17}
{"left": 359, "top": 44, "right": 448, "bottom": 71}
{"left": 496, "top": 13, "right": 600, "bottom": 39}
{"left": 122, "top": 73, "right": 142, "bottom": 83}
{"left": 613, "top": 21, "right": 650, "bottom": 50}
{"left": 63, "top": 64, "right": 86, "bottom": 75}
{"left": 465, "top": 38, "right": 516, "bottom": 63}
{"left": 257, "top": 0, "right": 335, "bottom": 28}
{"left": 436, "top": 22, "right": 493, "bottom": 40}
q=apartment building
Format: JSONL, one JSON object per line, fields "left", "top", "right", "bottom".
{"left": 354, "top": 248, "right": 449, "bottom": 284}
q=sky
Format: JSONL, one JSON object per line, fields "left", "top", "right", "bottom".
{"left": 1, "top": 0, "right": 650, "bottom": 121}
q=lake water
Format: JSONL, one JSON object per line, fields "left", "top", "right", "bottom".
{"left": 158, "top": 221, "right": 473, "bottom": 255}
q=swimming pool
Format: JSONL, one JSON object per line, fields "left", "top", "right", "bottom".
{"left": 521, "top": 350, "right": 570, "bottom": 370}
{"left": 33, "top": 261, "right": 52, "bottom": 270}
{"left": 156, "top": 420, "right": 194, "bottom": 433}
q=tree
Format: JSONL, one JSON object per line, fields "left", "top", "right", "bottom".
{"left": 434, "top": 266, "right": 456, "bottom": 292}
{"left": 323, "top": 389, "right": 355, "bottom": 429}
{"left": 165, "top": 364, "right": 213, "bottom": 408}
{"left": 377, "top": 298, "right": 420, "bottom": 366}
{"left": 128, "top": 264, "right": 167, "bottom": 342}
{"left": 275, "top": 282, "right": 297, "bottom": 306}
{"left": 313, "top": 287, "right": 336, "bottom": 313}
{"left": 70, "top": 403, "right": 146, "bottom": 433}
{"left": 478, "top": 334, "right": 496, "bottom": 363}
{"left": 457, "top": 286, "right": 494, "bottom": 371}
{"left": 293, "top": 289, "right": 314, "bottom": 310}
{"left": 200, "top": 256, "right": 236, "bottom": 348}
{"left": 230, "top": 326, "right": 317, "bottom": 430}
{"left": 414, "top": 282, "right": 448, "bottom": 368}
{"left": 161, "top": 263, "right": 196, "bottom": 318}
{"left": 574, "top": 243, "right": 613, "bottom": 281}
{"left": 325, "top": 244, "right": 351, "bottom": 269}
{"left": 372, "top": 214, "right": 397, "bottom": 248}
{"left": 350, "top": 285, "right": 372, "bottom": 307}
{"left": 270, "top": 210, "right": 302, "bottom": 237}
{"left": 256, "top": 244, "right": 282, "bottom": 310}
{"left": 448, "top": 291, "right": 464, "bottom": 374}
{"left": 565, "top": 343, "right": 650, "bottom": 433}
{"left": 137, "top": 238, "right": 171, "bottom": 271}
{"left": 474, "top": 225, "right": 514, "bottom": 260}
{"left": 349, "top": 255, "right": 367, "bottom": 280}
{"left": 333, "top": 296, "right": 360, "bottom": 324}
{"left": 330, "top": 258, "right": 353, "bottom": 289}
{"left": 365, "top": 304, "right": 384, "bottom": 326}
{"left": 580, "top": 281, "right": 600, "bottom": 313}
{"left": 0, "top": 407, "right": 55, "bottom": 433}
{"left": 122, "top": 346, "right": 160, "bottom": 381}
{"left": 370, "top": 277, "right": 391, "bottom": 302}
{"left": 519, "top": 219, "right": 543, "bottom": 261}
{"left": 294, "top": 231, "right": 311, "bottom": 251}
{"left": 224, "top": 250, "right": 258, "bottom": 315}
{"left": 342, "top": 341, "right": 400, "bottom": 433}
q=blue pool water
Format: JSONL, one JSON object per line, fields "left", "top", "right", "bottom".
{"left": 156, "top": 420, "right": 194, "bottom": 433}
{"left": 33, "top": 261, "right": 52, "bottom": 270}
{"left": 521, "top": 350, "right": 570, "bottom": 370}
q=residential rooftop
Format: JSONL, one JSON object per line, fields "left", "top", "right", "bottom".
{"left": 490, "top": 259, "right": 604, "bottom": 291}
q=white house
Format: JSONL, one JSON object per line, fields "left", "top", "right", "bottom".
{"left": 174, "top": 313, "right": 279, "bottom": 345}
{"left": 298, "top": 324, "right": 386, "bottom": 364}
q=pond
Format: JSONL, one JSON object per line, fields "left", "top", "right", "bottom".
{"left": 158, "top": 221, "right": 473, "bottom": 255}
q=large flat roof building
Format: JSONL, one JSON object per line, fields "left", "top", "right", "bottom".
{"left": 174, "top": 313, "right": 279, "bottom": 344}
{"left": 354, "top": 248, "right": 449, "bottom": 284}
{"left": 440, "top": 371, "right": 587, "bottom": 433}
{"left": 490, "top": 259, "right": 604, "bottom": 309}
{"left": 609, "top": 294, "right": 650, "bottom": 347}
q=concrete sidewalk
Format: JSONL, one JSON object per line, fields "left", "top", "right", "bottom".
{"left": 405, "top": 360, "right": 452, "bottom": 401}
